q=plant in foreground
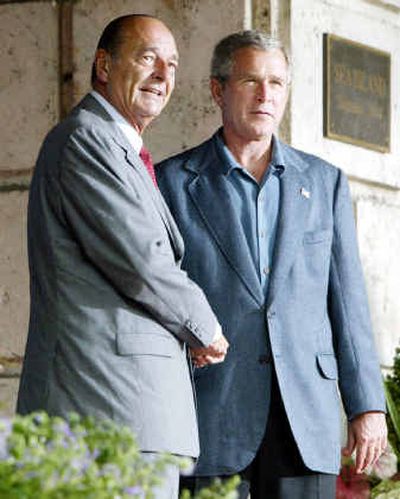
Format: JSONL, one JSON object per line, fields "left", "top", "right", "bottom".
{"left": 385, "top": 347, "right": 400, "bottom": 466}
{"left": 0, "top": 412, "right": 239, "bottom": 499}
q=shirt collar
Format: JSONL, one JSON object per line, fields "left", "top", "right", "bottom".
{"left": 90, "top": 90, "right": 143, "bottom": 154}
{"left": 214, "top": 128, "right": 285, "bottom": 177}
{"left": 214, "top": 129, "right": 242, "bottom": 175}
{"left": 270, "top": 135, "right": 286, "bottom": 173}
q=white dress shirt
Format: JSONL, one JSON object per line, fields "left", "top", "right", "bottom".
{"left": 90, "top": 90, "right": 143, "bottom": 154}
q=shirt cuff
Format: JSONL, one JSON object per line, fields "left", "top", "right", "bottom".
{"left": 212, "top": 324, "right": 223, "bottom": 343}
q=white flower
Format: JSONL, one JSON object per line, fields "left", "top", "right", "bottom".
{"left": 368, "top": 443, "right": 398, "bottom": 480}
{"left": 0, "top": 418, "right": 12, "bottom": 460}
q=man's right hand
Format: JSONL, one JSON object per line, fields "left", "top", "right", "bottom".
{"left": 190, "top": 331, "right": 229, "bottom": 368}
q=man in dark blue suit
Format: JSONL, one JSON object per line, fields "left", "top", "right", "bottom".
{"left": 157, "top": 31, "right": 387, "bottom": 498}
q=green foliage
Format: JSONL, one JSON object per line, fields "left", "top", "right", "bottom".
{"left": 0, "top": 412, "right": 239, "bottom": 499}
{"left": 384, "top": 383, "right": 400, "bottom": 455}
{"left": 181, "top": 476, "right": 240, "bottom": 499}
{"left": 385, "top": 347, "right": 400, "bottom": 465}
{"left": 0, "top": 412, "right": 183, "bottom": 499}
{"left": 371, "top": 479, "right": 400, "bottom": 498}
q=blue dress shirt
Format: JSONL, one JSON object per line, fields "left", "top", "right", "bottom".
{"left": 214, "top": 132, "right": 285, "bottom": 295}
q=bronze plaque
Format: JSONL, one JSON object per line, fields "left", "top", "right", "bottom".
{"left": 323, "top": 34, "right": 391, "bottom": 153}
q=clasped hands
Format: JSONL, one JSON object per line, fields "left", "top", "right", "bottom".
{"left": 191, "top": 331, "right": 229, "bottom": 368}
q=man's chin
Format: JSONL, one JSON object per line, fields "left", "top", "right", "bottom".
{"left": 245, "top": 127, "right": 275, "bottom": 142}
{"left": 136, "top": 104, "right": 165, "bottom": 120}
{"left": 131, "top": 108, "right": 164, "bottom": 130}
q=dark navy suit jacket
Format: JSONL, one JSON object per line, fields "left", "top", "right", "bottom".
{"left": 157, "top": 132, "right": 385, "bottom": 475}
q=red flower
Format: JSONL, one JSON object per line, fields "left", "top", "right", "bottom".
{"left": 336, "top": 464, "right": 371, "bottom": 499}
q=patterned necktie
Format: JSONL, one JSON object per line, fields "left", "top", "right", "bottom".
{"left": 139, "top": 146, "right": 158, "bottom": 187}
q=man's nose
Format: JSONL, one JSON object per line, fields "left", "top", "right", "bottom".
{"left": 152, "top": 59, "right": 169, "bottom": 81}
{"left": 256, "top": 81, "right": 271, "bottom": 102}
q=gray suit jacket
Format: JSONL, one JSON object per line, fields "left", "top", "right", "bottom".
{"left": 157, "top": 132, "right": 386, "bottom": 474}
{"left": 17, "top": 94, "right": 219, "bottom": 457}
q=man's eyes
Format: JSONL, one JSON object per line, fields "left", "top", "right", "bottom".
{"left": 243, "top": 78, "right": 257, "bottom": 84}
{"left": 140, "top": 54, "right": 178, "bottom": 71}
{"left": 142, "top": 54, "right": 156, "bottom": 63}
{"left": 271, "top": 79, "right": 285, "bottom": 86}
{"left": 242, "top": 77, "right": 286, "bottom": 86}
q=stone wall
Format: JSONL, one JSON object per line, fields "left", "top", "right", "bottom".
{"left": 0, "top": 2, "right": 59, "bottom": 415}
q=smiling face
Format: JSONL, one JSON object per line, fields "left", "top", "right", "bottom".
{"left": 211, "top": 47, "right": 289, "bottom": 145}
{"left": 94, "top": 17, "right": 178, "bottom": 134}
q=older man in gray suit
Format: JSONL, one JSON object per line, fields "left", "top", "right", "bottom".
{"left": 157, "top": 31, "right": 387, "bottom": 498}
{"left": 17, "top": 14, "right": 228, "bottom": 498}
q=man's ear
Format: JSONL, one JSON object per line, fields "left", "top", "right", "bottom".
{"left": 94, "top": 49, "right": 111, "bottom": 84}
{"left": 210, "top": 78, "right": 224, "bottom": 108}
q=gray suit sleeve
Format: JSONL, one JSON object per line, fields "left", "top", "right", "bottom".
{"left": 328, "top": 170, "right": 385, "bottom": 418}
{"left": 57, "top": 124, "right": 218, "bottom": 348}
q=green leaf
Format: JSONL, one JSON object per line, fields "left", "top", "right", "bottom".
{"left": 384, "top": 380, "right": 400, "bottom": 443}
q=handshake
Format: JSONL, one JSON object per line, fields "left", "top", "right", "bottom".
{"left": 190, "top": 327, "right": 229, "bottom": 368}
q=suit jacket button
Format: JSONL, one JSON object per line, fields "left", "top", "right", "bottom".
{"left": 258, "top": 354, "right": 272, "bottom": 365}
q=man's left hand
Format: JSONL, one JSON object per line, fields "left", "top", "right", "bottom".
{"left": 342, "top": 411, "right": 388, "bottom": 473}
{"left": 190, "top": 333, "right": 229, "bottom": 368}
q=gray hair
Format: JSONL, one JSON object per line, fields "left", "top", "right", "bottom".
{"left": 210, "top": 30, "right": 290, "bottom": 83}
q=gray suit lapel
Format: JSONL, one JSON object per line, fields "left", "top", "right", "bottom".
{"left": 187, "top": 158, "right": 264, "bottom": 307}
{"left": 78, "top": 94, "right": 184, "bottom": 259}
{"left": 123, "top": 145, "right": 184, "bottom": 260}
{"left": 267, "top": 160, "right": 311, "bottom": 308}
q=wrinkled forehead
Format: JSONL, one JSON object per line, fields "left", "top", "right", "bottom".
{"left": 118, "top": 17, "right": 178, "bottom": 60}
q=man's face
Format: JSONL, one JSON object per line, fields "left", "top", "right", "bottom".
{"left": 96, "top": 17, "right": 178, "bottom": 133}
{"left": 211, "top": 47, "right": 289, "bottom": 143}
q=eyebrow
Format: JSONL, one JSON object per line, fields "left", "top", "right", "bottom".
{"left": 236, "top": 71, "right": 287, "bottom": 81}
{"left": 141, "top": 46, "right": 179, "bottom": 63}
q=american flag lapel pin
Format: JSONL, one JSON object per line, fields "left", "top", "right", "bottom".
{"left": 300, "top": 187, "right": 310, "bottom": 199}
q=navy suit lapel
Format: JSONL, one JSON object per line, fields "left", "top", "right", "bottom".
{"left": 187, "top": 155, "right": 264, "bottom": 307}
{"left": 267, "top": 158, "right": 311, "bottom": 308}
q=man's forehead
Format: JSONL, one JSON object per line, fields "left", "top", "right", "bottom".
{"left": 121, "top": 35, "right": 178, "bottom": 57}
{"left": 119, "top": 18, "right": 178, "bottom": 56}
{"left": 230, "top": 47, "right": 288, "bottom": 73}
{"left": 233, "top": 46, "right": 286, "bottom": 63}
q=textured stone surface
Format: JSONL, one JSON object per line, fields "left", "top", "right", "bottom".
{"left": 355, "top": 193, "right": 400, "bottom": 366}
{"left": 0, "top": 378, "right": 19, "bottom": 417}
{"left": 0, "top": 191, "right": 29, "bottom": 357}
{"left": 0, "top": 3, "right": 59, "bottom": 172}
{"left": 290, "top": 0, "right": 400, "bottom": 189}
{"left": 0, "top": 190, "right": 28, "bottom": 416}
